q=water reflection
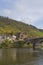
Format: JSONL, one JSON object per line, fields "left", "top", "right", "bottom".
{"left": 0, "top": 48, "right": 43, "bottom": 65}
{"left": 16, "top": 48, "right": 40, "bottom": 65}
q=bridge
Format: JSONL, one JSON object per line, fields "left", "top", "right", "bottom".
{"left": 24, "top": 37, "right": 43, "bottom": 50}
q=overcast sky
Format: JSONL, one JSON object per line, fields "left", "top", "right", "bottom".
{"left": 0, "top": 0, "right": 43, "bottom": 29}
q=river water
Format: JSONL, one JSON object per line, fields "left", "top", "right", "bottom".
{"left": 0, "top": 48, "right": 43, "bottom": 65}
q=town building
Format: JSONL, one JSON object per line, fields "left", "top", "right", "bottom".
{"left": 16, "top": 32, "right": 27, "bottom": 40}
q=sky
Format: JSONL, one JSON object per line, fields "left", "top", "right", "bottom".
{"left": 0, "top": 0, "right": 43, "bottom": 29}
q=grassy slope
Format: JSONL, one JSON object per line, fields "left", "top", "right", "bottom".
{"left": 0, "top": 16, "right": 43, "bottom": 38}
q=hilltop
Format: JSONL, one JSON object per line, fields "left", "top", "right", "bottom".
{"left": 0, "top": 16, "right": 43, "bottom": 38}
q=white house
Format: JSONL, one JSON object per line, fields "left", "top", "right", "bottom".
{"left": 6, "top": 35, "right": 16, "bottom": 41}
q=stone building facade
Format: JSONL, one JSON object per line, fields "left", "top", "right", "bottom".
{"left": 16, "top": 32, "right": 27, "bottom": 40}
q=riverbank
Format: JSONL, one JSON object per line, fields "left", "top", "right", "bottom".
{"left": 0, "top": 39, "right": 33, "bottom": 48}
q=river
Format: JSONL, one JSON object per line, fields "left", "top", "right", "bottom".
{"left": 0, "top": 48, "right": 43, "bottom": 65}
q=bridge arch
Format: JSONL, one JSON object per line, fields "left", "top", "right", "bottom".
{"left": 24, "top": 37, "right": 43, "bottom": 50}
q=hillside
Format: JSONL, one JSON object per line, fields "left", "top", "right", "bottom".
{"left": 39, "top": 29, "right": 43, "bottom": 32}
{"left": 0, "top": 16, "right": 43, "bottom": 38}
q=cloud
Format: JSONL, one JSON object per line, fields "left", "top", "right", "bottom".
{"left": 3, "top": 9, "right": 11, "bottom": 15}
